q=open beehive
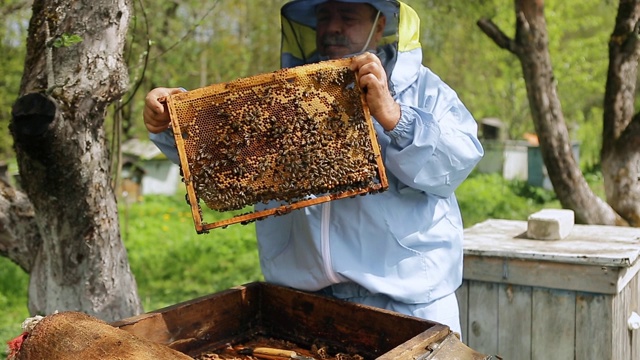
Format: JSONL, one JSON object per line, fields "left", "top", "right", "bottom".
{"left": 113, "top": 282, "right": 460, "bottom": 359}
{"left": 164, "top": 58, "right": 388, "bottom": 233}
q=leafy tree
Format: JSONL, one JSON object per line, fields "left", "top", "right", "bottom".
{"left": 413, "top": 0, "right": 615, "bottom": 169}
{"left": 478, "top": 0, "right": 638, "bottom": 225}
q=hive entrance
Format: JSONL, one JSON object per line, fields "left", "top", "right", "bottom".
{"left": 165, "top": 58, "right": 388, "bottom": 233}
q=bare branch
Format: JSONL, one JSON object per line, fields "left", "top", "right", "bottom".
{"left": 477, "top": 18, "right": 517, "bottom": 54}
{"left": 0, "top": 177, "right": 41, "bottom": 273}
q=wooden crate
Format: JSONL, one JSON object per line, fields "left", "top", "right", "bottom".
{"left": 113, "top": 282, "right": 488, "bottom": 359}
{"left": 457, "top": 219, "right": 640, "bottom": 359}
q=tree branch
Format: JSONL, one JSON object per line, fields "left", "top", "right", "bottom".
{"left": 0, "top": 177, "right": 41, "bottom": 273}
{"left": 477, "top": 18, "right": 517, "bottom": 54}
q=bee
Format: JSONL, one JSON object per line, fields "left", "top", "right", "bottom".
{"left": 250, "top": 121, "right": 262, "bottom": 133}
{"left": 314, "top": 71, "right": 328, "bottom": 84}
{"left": 263, "top": 85, "right": 273, "bottom": 97}
{"left": 301, "top": 85, "right": 314, "bottom": 98}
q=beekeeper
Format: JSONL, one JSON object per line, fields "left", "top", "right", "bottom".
{"left": 143, "top": 0, "right": 484, "bottom": 335}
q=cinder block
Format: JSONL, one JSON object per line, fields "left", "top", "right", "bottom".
{"left": 527, "top": 209, "right": 575, "bottom": 240}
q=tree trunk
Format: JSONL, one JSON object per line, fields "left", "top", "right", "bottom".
{"left": 9, "top": 0, "right": 142, "bottom": 321}
{"left": 601, "top": 0, "right": 640, "bottom": 227}
{"left": 477, "top": 0, "right": 627, "bottom": 225}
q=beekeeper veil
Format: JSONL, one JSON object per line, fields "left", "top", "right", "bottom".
{"left": 280, "top": 0, "right": 423, "bottom": 95}
{"left": 280, "top": 0, "right": 399, "bottom": 75}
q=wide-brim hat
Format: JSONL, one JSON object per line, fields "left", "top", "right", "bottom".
{"left": 281, "top": 0, "right": 400, "bottom": 37}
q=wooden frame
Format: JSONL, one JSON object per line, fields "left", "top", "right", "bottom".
{"left": 163, "top": 58, "right": 388, "bottom": 233}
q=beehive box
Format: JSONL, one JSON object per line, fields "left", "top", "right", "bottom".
{"left": 164, "top": 58, "right": 388, "bottom": 233}
{"left": 113, "top": 282, "right": 488, "bottom": 359}
{"left": 457, "top": 219, "right": 640, "bottom": 359}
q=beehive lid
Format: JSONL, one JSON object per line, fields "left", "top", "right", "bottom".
{"left": 164, "top": 58, "right": 388, "bottom": 233}
{"left": 462, "top": 219, "right": 640, "bottom": 294}
{"left": 464, "top": 219, "right": 640, "bottom": 266}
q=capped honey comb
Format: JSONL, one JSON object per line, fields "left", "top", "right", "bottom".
{"left": 164, "top": 58, "right": 388, "bottom": 233}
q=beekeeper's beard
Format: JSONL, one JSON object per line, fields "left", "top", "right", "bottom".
{"left": 318, "top": 10, "right": 381, "bottom": 61}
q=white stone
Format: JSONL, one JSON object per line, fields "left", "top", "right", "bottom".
{"left": 526, "top": 209, "right": 575, "bottom": 240}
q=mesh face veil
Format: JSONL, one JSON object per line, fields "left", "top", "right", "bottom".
{"left": 359, "top": 10, "right": 381, "bottom": 53}
{"left": 280, "top": 0, "right": 401, "bottom": 67}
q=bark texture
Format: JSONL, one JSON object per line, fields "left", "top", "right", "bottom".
{"left": 602, "top": 0, "right": 640, "bottom": 227}
{"left": 478, "top": 0, "right": 628, "bottom": 225}
{"left": 8, "top": 0, "right": 142, "bottom": 321}
{"left": 0, "top": 176, "right": 40, "bottom": 273}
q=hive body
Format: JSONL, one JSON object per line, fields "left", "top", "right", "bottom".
{"left": 165, "top": 58, "right": 387, "bottom": 232}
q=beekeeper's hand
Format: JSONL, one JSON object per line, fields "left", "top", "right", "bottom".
{"left": 143, "top": 87, "right": 186, "bottom": 133}
{"left": 350, "top": 52, "right": 400, "bottom": 132}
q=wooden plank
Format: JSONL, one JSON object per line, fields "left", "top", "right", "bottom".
{"left": 464, "top": 219, "right": 640, "bottom": 267}
{"left": 531, "top": 288, "right": 575, "bottom": 360}
{"left": 463, "top": 255, "right": 621, "bottom": 294}
{"left": 632, "top": 275, "right": 640, "bottom": 360}
{"left": 611, "top": 275, "right": 640, "bottom": 360}
{"left": 113, "top": 284, "right": 260, "bottom": 353}
{"left": 260, "top": 283, "right": 449, "bottom": 357}
{"left": 381, "top": 327, "right": 451, "bottom": 360}
{"left": 456, "top": 281, "right": 469, "bottom": 342}
{"left": 575, "top": 293, "right": 612, "bottom": 359}
{"left": 497, "top": 284, "right": 531, "bottom": 359}
{"left": 616, "top": 258, "right": 640, "bottom": 293}
{"left": 466, "top": 281, "right": 499, "bottom": 355}
{"left": 612, "top": 282, "right": 630, "bottom": 360}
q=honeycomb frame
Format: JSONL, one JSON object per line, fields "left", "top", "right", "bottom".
{"left": 164, "top": 58, "right": 388, "bottom": 233}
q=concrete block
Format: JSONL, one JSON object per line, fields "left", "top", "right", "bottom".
{"left": 527, "top": 209, "right": 575, "bottom": 240}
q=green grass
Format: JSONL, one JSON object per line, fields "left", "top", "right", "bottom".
{"left": 119, "top": 194, "right": 263, "bottom": 310}
{"left": 0, "top": 171, "right": 604, "bottom": 354}
{"left": 456, "top": 172, "right": 561, "bottom": 227}
{"left": 0, "top": 258, "right": 29, "bottom": 355}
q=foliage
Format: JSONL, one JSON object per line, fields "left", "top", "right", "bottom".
{"left": 0, "top": 1, "right": 30, "bottom": 161}
{"left": 51, "top": 33, "right": 83, "bottom": 48}
{"left": 108, "top": 0, "right": 288, "bottom": 143}
{"left": 508, "top": 179, "right": 558, "bottom": 205}
{"left": 0, "top": 256, "right": 29, "bottom": 357}
{"left": 456, "top": 168, "right": 606, "bottom": 228}
{"left": 119, "top": 194, "right": 264, "bottom": 311}
{"left": 412, "top": 0, "right": 616, "bottom": 168}
{"left": 415, "top": 0, "right": 531, "bottom": 140}
{"left": 456, "top": 172, "right": 561, "bottom": 227}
